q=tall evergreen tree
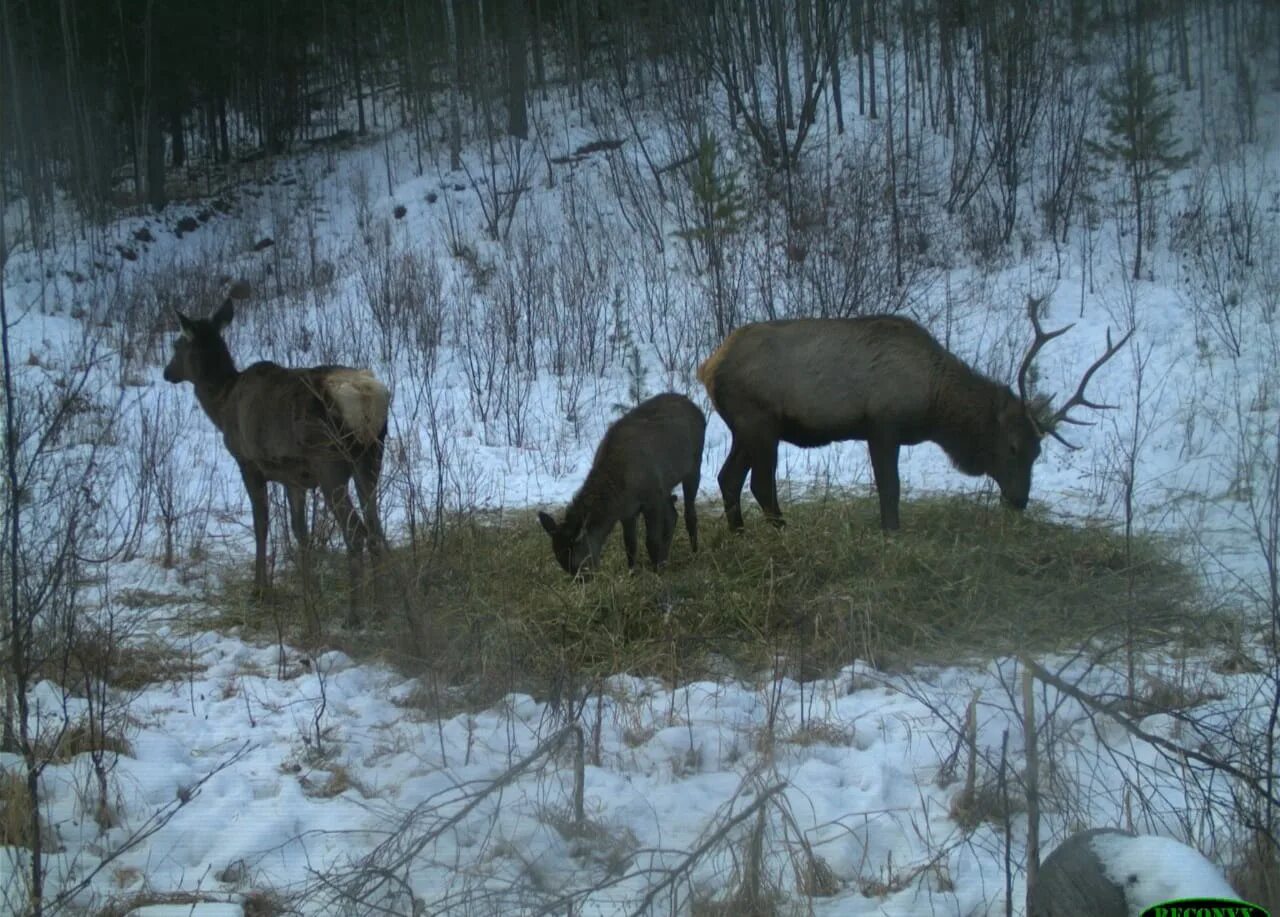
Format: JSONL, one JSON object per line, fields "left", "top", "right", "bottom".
{"left": 1090, "top": 57, "right": 1191, "bottom": 280}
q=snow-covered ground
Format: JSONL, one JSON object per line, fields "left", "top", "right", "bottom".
{"left": 2, "top": 30, "right": 1277, "bottom": 917}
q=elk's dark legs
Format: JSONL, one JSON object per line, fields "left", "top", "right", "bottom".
{"left": 718, "top": 439, "right": 750, "bottom": 531}
{"left": 353, "top": 443, "right": 385, "bottom": 558}
{"left": 239, "top": 463, "right": 271, "bottom": 596}
{"left": 286, "top": 486, "right": 309, "bottom": 550}
{"left": 642, "top": 504, "right": 672, "bottom": 569}
{"left": 620, "top": 515, "right": 639, "bottom": 568}
{"left": 868, "top": 439, "right": 902, "bottom": 531}
{"left": 682, "top": 473, "right": 700, "bottom": 552}
{"left": 748, "top": 439, "right": 784, "bottom": 527}
{"left": 286, "top": 485, "right": 318, "bottom": 604}
{"left": 319, "top": 468, "right": 369, "bottom": 627}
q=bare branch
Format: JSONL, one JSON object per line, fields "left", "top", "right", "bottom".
{"left": 1022, "top": 656, "right": 1280, "bottom": 810}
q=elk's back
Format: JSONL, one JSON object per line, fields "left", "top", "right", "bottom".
{"left": 698, "top": 317, "right": 943, "bottom": 444}
{"left": 222, "top": 362, "right": 389, "bottom": 466}
{"left": 595, "top": 393, "right": 705, "bottom": 498}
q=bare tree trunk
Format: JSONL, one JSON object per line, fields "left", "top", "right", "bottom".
{"left": 351, "top": 0, "right": 367, "bottom": 135}
{"left": 146, "top": 113, "right": 166, "bottom": 210}
{"left": 442, "top": 0, "right": 462, "bottom": 171}
{"left": 866, "top": 1, "right": 877, "bottom": 120}
{"left": 504, "top": 0, "right": 528, "bottom": 139}
{"left": 1, "top": 116, "right": 46, "bottom": 915}
{"left": 826, "top": 0, "right": 844, "bottom": 133}
{"left": 530, "top": 0, "right": 546, "bottom": 94}
{"left": 883, "top": 8, "right": 902, "bottom": 287}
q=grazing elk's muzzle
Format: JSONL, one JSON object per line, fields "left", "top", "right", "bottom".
{"left": 998, "top": 467, "right": 1033, "bottom": 511}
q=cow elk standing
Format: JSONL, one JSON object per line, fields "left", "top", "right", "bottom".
{"left": 697, "top": 299, "right": 1131, "bottom": 532}
{"left": 538, "top": 393, "right": 705, "bottom": 576}
{"left": 163, "top": 298, "right": 390, "bottom": 626}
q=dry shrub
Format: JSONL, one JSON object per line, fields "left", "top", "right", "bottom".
{"left": 542, "top": 807, "right": 639, "bottom": 877}
{"left": 949, "top": 777, "right": 1027, "bottom": 831}
{"left": 1230, "top": 831, "right": 1280, "bottom": 913}
{"left": 37, "top": 717, "right": 133, "bottom": 763}
{"left": 300, "top": 764, "right": 356, "bottom": 800}
{"left": 95, "top": 891, "right": 235, "bottom": 917}
{"left": 1, "top": 769, "right": 40, "bottom": 849}
{"left": 46, "top": 631, "right": 198, "bottom": 694}
{"left": 782, "top": 720, "right": 854, "bottom": 748}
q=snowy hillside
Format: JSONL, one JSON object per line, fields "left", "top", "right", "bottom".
{"left": 2, "top": 4, "right": 1278, "bottom": 915}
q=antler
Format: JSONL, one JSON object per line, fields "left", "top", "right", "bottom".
{"left": 1017, "top": 296, "right": 1072, "bottom": 405}
{"left": 1017, "top": 297, "right": 1134, "bottom": 450}
{"left": 1043, "top": 325, "right": 1133, "bottom": 448}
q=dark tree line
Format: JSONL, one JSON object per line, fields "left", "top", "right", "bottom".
{"left": 2, "top": 0, "right": 1278, "bottom": 245}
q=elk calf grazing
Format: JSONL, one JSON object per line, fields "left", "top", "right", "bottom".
{"left": 538, "top": 393, "right": 705, "bottom": 576}
{"left": 698, "top": 300, "right": 1131, "bottom": 531}
{"left": 163, "top": 298, "right": 390, "bottom": 626}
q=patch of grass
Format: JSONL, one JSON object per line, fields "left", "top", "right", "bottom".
{"left": 542, "top": 807, "right": 639, "bottom": 876}
{"left": 96, "top": 892, "right": 235, "bottom": 917}
{"left": 783, "top": 720, "right": 855, "bottom": 748}
{"left": 300, "top": 763, "right": 356, "bottom": 799}
{"left": 1, "top": 769, "right": 38, "bottom": 848}
{"left": 213, "top": 494, "right": 1212, "bottom": 709}
{"left": 117, "top": 588, "right": 189, "bottom": 609}
{"left": 50, "top": 635, "right": 198, "bottom": 693}
{"left": 37, "top": 718, "right": 133, "bottom": 763}
{"left": 950, "top": 776, "right": 1027, "bottom": 830}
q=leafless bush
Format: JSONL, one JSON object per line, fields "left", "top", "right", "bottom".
{"left": 119, "top": 259, "right": 228, "bottom": 352}
{"left": 1, "top": 311, "right": 135, "bottom": 910}
{"left": 134, "top": 390, "right": 187, "bottom": 570}
{"left": 455, "top": 281, "right": 504, "bottom": 432}
{"left": 1172, "top": 152, "right": 1274, "bottom": 357}
{"left": 463, "top": 129, "right": 535, "bottom": 242}
{"left": 788, "top": 150, "right": 911, "bottom": 320}
{"left": 357, "top": 224, "right": 446, "bottom": 368}
{"left": 635, "top": 242, "right": 699, "bottom": 378}
{"left": 602, "top": 138, "right": 670, "bottom": 255}
{"left": 963, "top": 196, "right": 1011, "bottom": 271}
{"left": 544, "top": 187, "right": 613, "bottom": 380}
{"left": 504, "top": 231, "right": 552, "bottom": 376}
{"left": 1039, "top": 65, "right": 1098, "bottom": 248}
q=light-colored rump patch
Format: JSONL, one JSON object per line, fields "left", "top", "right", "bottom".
{"left": 324, "top": 369, "right": 390, "bottom": 444}
{"left": 697, "top": 328, "right": 745, "bottom": 407}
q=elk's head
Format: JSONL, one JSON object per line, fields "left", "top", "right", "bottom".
{"left": 537, "top": 511, "right": 598, "bottom": 576}
{"left": 163, "top": 299, "right": 235, "bottom": 384}
{"left": 1007, "top": 295, "right": 1133, "bottom": 510}
{"left": 988, "top": 389, "right": 1045, "bottom": 511}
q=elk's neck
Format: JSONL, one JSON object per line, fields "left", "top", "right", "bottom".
{"left": 565, "top": 472, "right": 624, "bottom": 538}
{"left": 929, "top": 361, "right": 997, "bottom": 477}
{"left": 192, "top": 362, "right": 242, "bottom": 432}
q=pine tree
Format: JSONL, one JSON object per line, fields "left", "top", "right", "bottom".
{"left": 1090, "top": 58, "right": 1191, "bottom": 280}
{"left": 675, "top": 132, "right": 748, "bottom": 338}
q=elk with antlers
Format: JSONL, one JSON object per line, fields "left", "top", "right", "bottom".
{"left": 697, "top": 299, "right": 1132, "bottom": 531}
{"left": 163, "top": 298, "right": 390, "bottom": 626}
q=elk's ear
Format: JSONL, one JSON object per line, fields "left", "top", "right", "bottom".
{"left": 173, "top": 308, "right": 197, "bottom": 340}
{"left": 537, "top": 511, "right": 559, "bottom": 536}
{"left": 1027, "top": 394, "right": 1054, "bottom": 439}
{"left": 211, "top": 298, "right": 235, "bottom": 331}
